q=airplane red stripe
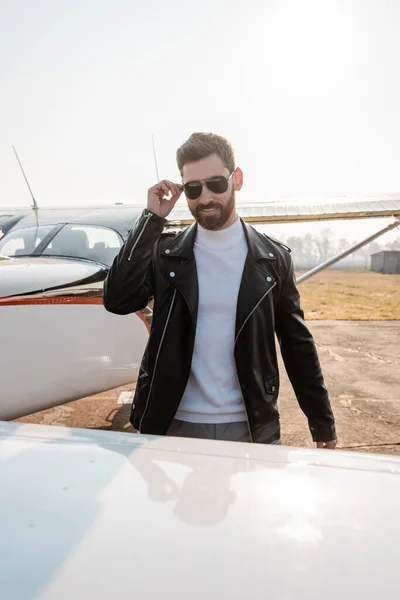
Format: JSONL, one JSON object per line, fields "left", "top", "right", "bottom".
{"left": 0, "top": 295, "right": 102, "bottom": 306}
{"left": 0, "top": 294, "right": 151, "bottom": 332}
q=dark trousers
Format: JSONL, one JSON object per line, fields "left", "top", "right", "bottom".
{"left": 166, "top": 419, "right": 281, "bottom": 444}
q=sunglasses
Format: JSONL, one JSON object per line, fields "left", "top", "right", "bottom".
{"left": 182, "top": 171, "right": 235, "bottom": 200}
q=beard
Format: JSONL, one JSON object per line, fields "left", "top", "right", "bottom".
{"left": 189, "top": 189, "right": 235, "bottom": 231}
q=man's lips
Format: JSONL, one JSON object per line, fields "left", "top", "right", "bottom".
{"left": 199, "top": 206, "right": 220, "bottom": 213}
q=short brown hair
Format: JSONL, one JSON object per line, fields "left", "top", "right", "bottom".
{"left": 176, "top": 132, "right": 235, "bottom": 174}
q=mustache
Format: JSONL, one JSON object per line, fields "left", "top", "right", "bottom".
{"left": 196, "top": 203, "right": 221, "bottom": 211}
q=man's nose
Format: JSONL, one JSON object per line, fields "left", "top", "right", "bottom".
{"left": 198, "top": 185, "right": 214, "bottom": 203}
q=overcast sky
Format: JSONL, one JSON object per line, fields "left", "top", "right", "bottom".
{"left": 1, "top": 0, "right": 399, "bottom": 242}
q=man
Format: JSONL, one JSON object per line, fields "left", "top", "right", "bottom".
{"left": 104, "top": 132, "right": 337, "bottom": 448}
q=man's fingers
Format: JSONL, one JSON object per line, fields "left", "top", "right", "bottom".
{"left": 153, "top": 180, "right": 181, "bottom": 200}
{"left": 148, "top": 180, "right": 182, "bottom": 217}
{"left": 170, "top": 186, "right": 183, "bottom": 203}
{"left": 154, "top": 182, "right": 170, "bottom": 198}
{"left": 325, "top": 439, "right": 337, "bottom": 449}
{"left": 170, "top": 182, "right": 182, "bottom": 199}
{"left": 316, "top": 439, "right": 338, "bottom": 450}
{"left": 152, "top": 181, "right": 171, "bottom": 198}
{"left": 169, "top": 189, "right": 180, "bottom": 201}
{"left": 161, "top": 180, "right": 179, "bottom": 197}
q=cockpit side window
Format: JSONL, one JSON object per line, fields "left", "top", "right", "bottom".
{"left": 41, "top": 224, "right": 122, "bottom": 266}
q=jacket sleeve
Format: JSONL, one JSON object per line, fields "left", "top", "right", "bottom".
{"left": 275, "top": 254, "right": 337, "bottom": 442}
{"left": 103, "top": 209, "right": 166, "bottom": 315}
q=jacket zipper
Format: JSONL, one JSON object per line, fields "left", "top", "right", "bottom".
{"left": 234, "top": 281, "right": 277, "bottom": 442}
{"left": 127, "top": 212, "right": 153, "bottom": 261}
{"left": 139, "top": 289, "right": 177, "bottom": 432}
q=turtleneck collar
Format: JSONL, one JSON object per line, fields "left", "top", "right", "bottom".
{"left": 195, "top": 215, "right": 244, "bottom": 249}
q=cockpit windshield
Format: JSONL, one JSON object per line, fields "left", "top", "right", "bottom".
{"left": 0, "top": 224, "right": 123, "bottom": 267}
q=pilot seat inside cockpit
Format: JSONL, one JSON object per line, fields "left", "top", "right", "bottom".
{"left": 51, "top": 229, "right": 90, "bottom": 260}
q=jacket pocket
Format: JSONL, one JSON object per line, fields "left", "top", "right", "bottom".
{"left": 264, "top": 375, "right": 279, "bottom": 396}
{"left": 264, "top": 376, "right": 280, "bottom": 417}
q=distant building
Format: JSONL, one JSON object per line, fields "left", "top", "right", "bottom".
{"left": 370, "top": 250, "right": 400, "bottom": 274}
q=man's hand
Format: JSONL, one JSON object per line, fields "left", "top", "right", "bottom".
{"left": 147, "top": 179, "right": 183, "bottom": 219}
{"left": 316, "top": 439, "right": 337, "bottom": 450}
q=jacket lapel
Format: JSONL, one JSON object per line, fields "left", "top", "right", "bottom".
{"left": 161, "top": 223, "right": 199, "bottom": 322}
{"left": 235, "top": 221, "right": 277, "bottom": 340}
{"left": 160, "top": 218, "right": 277, "bottom": 337}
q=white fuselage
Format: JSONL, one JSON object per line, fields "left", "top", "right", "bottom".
{"left": 0, "top": 257, "right": 148, "bottom": 420}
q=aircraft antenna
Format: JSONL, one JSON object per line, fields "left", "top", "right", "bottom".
{"left": 152, "top": 134, "right": 160, "bottom": 181}
{"left": 12, "top": 146, "right": 38, "bottom": 210}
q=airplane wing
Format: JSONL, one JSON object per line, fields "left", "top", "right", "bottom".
{"left": 167, "top": 197, "right": 400, "bottom": 225}
{"left": 2, "top": 197, "right": 400, "bottom": 230}
{"left": 1, "top": 421, "right": 399, "bottom": 599}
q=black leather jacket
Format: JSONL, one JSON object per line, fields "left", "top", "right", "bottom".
{"left": 103, "top": 209, "right": 336, "bottom": 444}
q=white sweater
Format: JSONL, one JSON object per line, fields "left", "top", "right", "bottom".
{"left": 175, "top": 217, "right": 248, "bottom": 423}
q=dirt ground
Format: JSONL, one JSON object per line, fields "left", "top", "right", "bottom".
{"left": 16, "top": 321, "right": 400, "bottom": 456}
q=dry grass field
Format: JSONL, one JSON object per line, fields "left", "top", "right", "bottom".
{"left": 298, "top": 269, "right": 400, "bottom": 320}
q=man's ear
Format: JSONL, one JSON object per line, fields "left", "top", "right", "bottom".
{"left": 234, "top": 167, "right": 243, "bottom": 191}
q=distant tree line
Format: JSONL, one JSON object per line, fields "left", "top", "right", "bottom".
{"left": 276, "top": 228, "right": 400, "bottom": 269}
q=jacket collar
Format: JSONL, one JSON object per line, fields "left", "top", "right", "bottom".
{"left": 163, "top": 222, "right": 198, "bottom": 259}
{"left": 160, "top": 223, "right": 198, "bottom": 324}
{"left": 241, "top": 220, "right": 278, "bottom": 262}
{"left": 163, "top": 218, "right": 277, "bottom": 262}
